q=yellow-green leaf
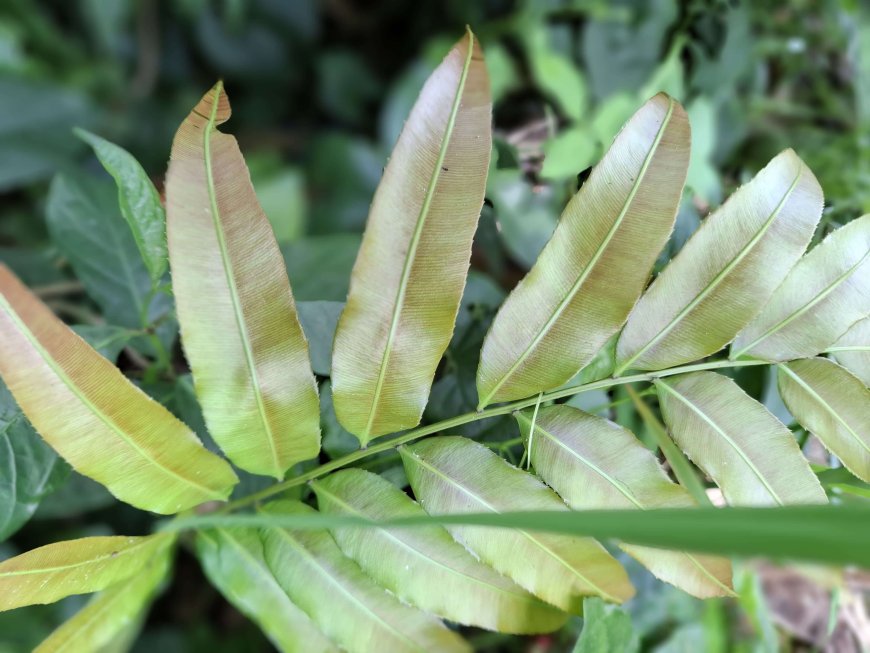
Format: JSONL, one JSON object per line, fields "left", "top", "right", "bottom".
{"left": 656, "top": 372, "right": 827, "bottom": 506}
{"left": 778, "top": 358, "right": 870, "bottom": 483}
{"left": 196, "top": 528, "right": 338, "bottom": 653}
{"left": 516, "top": 406, "right": 733, "bottom": 599}
{"left": 828, "top": 317, "right": 870, "bottom": 386}
{"left": 331, "top": 30, "right": 491, "bottom": 444}
{"left": 166, "top": 83, "right": 320, "bottom": 479}
{"left": 477, "top": 93, "right": 690, "bottom": 407}
{"left": 260, "top": 500, "right": 470, "bottom": 653}
{"left": 731, "top": 215, "right": 870, "bottom": 361}
{"left": 400, "top": 436, "right": 634, "bottom": 611}
{"left": 312, "top": 469, "right": 568, "bottom": 634}
{"left": 616, "top": 150, "right": 823, "bottom": 373}
{"left": 0, "top": 264, "right": 237, "bottom": 513}
{"left": 33, "top": 543, "right": 171, "bottom": 653}
{"left": 0, "top": 534, "right": 172, "bottom": 611}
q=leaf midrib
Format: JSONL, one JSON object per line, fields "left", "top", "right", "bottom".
{"left": 733, "top": 249, "right": 870, "bottom": 358}
{"left": 480, "top": 96, "right": 676, "bottom": 407}
{"left": 200, "top": 83, "right": 281, "bottom": 478}
{"left": 0, "top": 297, "right": 221, "bottom": 499}
{"left": 361, "top": 33, "right": 476, "bottom": 439}
{"left": 616, "top": 165, "right": 804, "bottom": 374}
{"left": 656, "top": 380, "right": 785, "bottom": 506}
{"left": 402, "top": 447, "right": 618, "bottom": 602}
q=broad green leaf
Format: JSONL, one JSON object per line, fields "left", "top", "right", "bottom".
{"left": 732, "top": 215, "right": 870, "bottom": 360}
{"left": 282, "top": 234, "right": 360, "bottom": 301}
{"left": 196, "top": 528, "right": 337, "bottom": 653}
{"left": 0, "top": 534, "right": 172, "bottom": 610}
{"left": 44, "top": 173, "right": 173, "bottom": 338}
{"left": 400, "top": 436, "right": 634, "bottom": 610}
{"left": 526, "top": 28, "right": 587, "bottom": 120}
{"left": 331, "top": 30, "right": 492, "bottom": 444}
{"left": 166, "top": 83, "right": 320, "bottom": 479}
{"left": 517, "top": 406, "right": 733, "bottom": 598}
{"left": 0, "top": 264, "right": 238, "bottom": 513}
{"left": 71, "top": 325, "right": 133, "bottom": 363}
{"left": 778, "top": 358, "right": 870, "bottom": 483}
{"left": 260, "top": 500, "right": 470, "bottom": 653}
{"left": 477, "top": 94, "right": 690, "bottom": 407}
{"left": 656, "top": 372, "right": 826, "bottom": 506}
{"left": 828, "top": 317, "right": 870, "bottom": 386}
{"left": 0, "top": 378, "right": 68, "bottom": 542}
{"left": 75, "top": 129, "right": 167, "bottom": 284}
{"left": 33, "top": 543, "right": 171, "bottom": 653}
{"left": 573, "top": 597, "right": 638, "bottom": 653}
{"left": 170, "top": 504, "right": 870, "bottom": 569}
{"left": 312, "top": 469, "right": 568, "bottom": 633}
{"left": 297, "top": 301, "right": 343, "bottom": 376}
{"left": 616, "top": 150, "right": 823, "bottom": 373}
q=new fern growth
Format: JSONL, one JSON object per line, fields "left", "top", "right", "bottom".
{"left": 0, "top": 29, "right": 868, "bottom": 653}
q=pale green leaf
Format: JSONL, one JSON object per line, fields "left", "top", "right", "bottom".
{"left": 260, "top": 500, "right": 470, "bottom": 653}
{"left": 656, "top": 372, "right": 826, "bottom": 506}
{"left": 477, "top": 94, "right": 690, "bottom": 407}
{"left": 400, "top": 436, "right": 634, "bottom": 611}
{"left": 331, "top": 30, "right": 492, "bottom": 444}
{"left": 196, "top": 528, "right": 338, "bottom": 653}
{"left": 166, "top": 83, "right": 320, "bottom": 479}
{"left": 75, "top": 128, "right": 167, "bottom": 284}
{"left": 616, "top": 150, "right": 823, "bottom": 373}
{"left": 778, "top": 358, "right": 870, "bottom": 483}
{"left": 517, "top": 406, "right": 733, "bottom": 598}
{"left": 526, "top": 28, "right": 587, "bottom": 120}
{"left": 573, "top": 597, "right": 638, "bottom": 653}
{"left": 0, "top": 264, "right": 238, "bottom": 513}
{"left": 828, "top": 317, "right": 870, "bottom": 386}
{"left": 0, "top": 534, "right": 172, "bottom": 611}
{"left": 732, "top": 215, "right": 870, "bottom": 360}
{"left": 33, "top": 543, "right": 171, "bottom": 653}
{"left": 312, "top": 468, "right": 568, "bottom": 634}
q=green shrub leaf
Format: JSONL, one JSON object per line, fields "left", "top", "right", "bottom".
{"left": 0, "top": 534, "right": 172, "bottom": 611}
{"left": 616, "top": 150, "right": 823, "bottom": 373}
{"left": 75, "top": 128, "right": 168, "bottom": 284}
{"left": 166, "top": 83, "right": 320, "bottom": 479}
{"left": 196, "top": 528, "right": 337, "bottom": 653}
{"left": 0, "top": 264, "right": 238, "bottom": 513}
{"left": 260, "top": 500, "right": 470, "bottom": 653}
{"left": 656, "top": 371, "right": 827, "bottom": 505}
{"left": 312, "top": 468, "right": 568, "bottom": 633}
{"left": 331, "top": 30, "right": 492, "bottom": 444}
{"left": 732, "top": 215, "right": 870, "bottom": 361}
{"left": 778, "top": 358, "right": 870, "bottom": 483}
{"left": 516, "top": 405, "right": 733, "bottom": 598}
{"left": 400, "top": 436, "right": 634, "bottom": 610}
{"left": 476, "top": 94, "right": 690, "bottom": 407}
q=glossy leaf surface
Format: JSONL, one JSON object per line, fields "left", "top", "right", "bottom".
{"left": 517, "top": 406, "right": 733, "bottom": 598}
{"left": 656, "top": 372, "right": 826, "bottom": 505}
{"left": 76, "top": 128, "right": 167, "bottom": 284}
{"left": 732, "top": 215, "right": 870, "bottom": 360}
{"left": 829, "top": 317, "right": 870, "bottom": 386}
{"left": 166, "top": 83, "right": 320, "bottom": 478}
{"left": 778, "top": 358, "right": 870, "bottom": 482}
{"left": 260, "top": 500, "right": 470, "bottom": 653}
{"left": 196, "top": 528, "right": 337, "bottom": 653}
{"left": 0, "top": 534, "right": 171, "bottom": 610}
{"left": 477, "top": 93, "right": 690, "bottom": 407}
{"left": 401, "top": 436, "right": 634, "bottom": 611}
{"left": 312, "top": 469, "right": 568, "bottom": 633}
{"left": 0, "top": 264, "right": 238, "bottom": 513}
{"left": 331, "top": 30, "right": 491, "bottom": 443}
{"left": 33, "top": 543, "right": 171, "bottom": 653}
{"left": 616, "top": 150, "right": 823, "bottom": 372}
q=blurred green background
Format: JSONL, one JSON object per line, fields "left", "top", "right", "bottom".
{"left": 1, "top": 0, "right": 869, "bottom": 651}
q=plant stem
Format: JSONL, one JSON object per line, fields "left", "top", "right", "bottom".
{"left": 219, "top": 357, "right": 769, "bottom": 513}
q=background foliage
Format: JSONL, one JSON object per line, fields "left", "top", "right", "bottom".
{"left": 0, "top": 0, "right": 868, "bottom": 650}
